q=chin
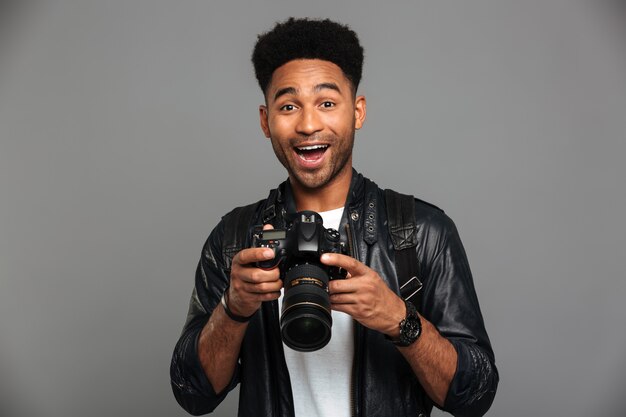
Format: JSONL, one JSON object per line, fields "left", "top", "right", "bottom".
{"left": 291, "top": 171, "right": 332, "bottom": 190}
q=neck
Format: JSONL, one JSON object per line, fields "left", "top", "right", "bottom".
{"left": 290, "top": 167, "right": 352, "bottom": 213}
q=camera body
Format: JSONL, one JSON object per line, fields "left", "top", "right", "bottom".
{"left": 252, "top": 210, "right": 347, "bottom": 352}
{"left": 252, "top": 210, "right": 347, "bottom": 275}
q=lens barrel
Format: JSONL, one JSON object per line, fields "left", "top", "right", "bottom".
{"left": 281, "top": 263, "right": 332, "bottom": 352}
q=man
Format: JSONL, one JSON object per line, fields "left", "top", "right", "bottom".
{"left": 171, "top": 18, "right": 498, "bottom": 417}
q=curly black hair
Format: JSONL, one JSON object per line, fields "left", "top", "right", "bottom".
{"left": 252, "top": 18, "right": 364, "bottom": 95}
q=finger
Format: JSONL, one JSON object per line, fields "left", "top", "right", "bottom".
{"left": 235, "top": 265, "right": 280, "bottom": 284}
{"left": 262, "top": 291, "right": 281, "bottom": 300}
{"left": 330, "top": 302, "right": 355, "bottom": 316}
{"left": 320, "top": 253, "right": 366, "bottom": 275}
{"left": 234, "top": 247, "right": 275, "bottom": 265}
{"left": 254, "top": 291, "right": 281, "bottom": 302}
{"left": 329, "top": 292, "right": 357, "bottom": 304}
{"left": 328, "top": 278, "right": 358, "bottom": 294}
{"left": 262, "top": 223, "right": 274, "bottom": 230}
{"left": 240, "top": 279, "right": 283, "bottom": 294}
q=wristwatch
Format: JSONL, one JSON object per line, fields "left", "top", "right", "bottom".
{"left": 388, "top": 299, "right": 421, "bottom": 347}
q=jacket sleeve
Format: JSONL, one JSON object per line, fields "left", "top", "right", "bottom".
{"left": 419, "top": 212, "right": 499, "bottom": 417}
{"left": 170, "top": 219, "right": 241, "bottom": 415}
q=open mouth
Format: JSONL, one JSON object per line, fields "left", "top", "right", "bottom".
{"left": 295, "top": 144, "right": 329, "bottom": 161}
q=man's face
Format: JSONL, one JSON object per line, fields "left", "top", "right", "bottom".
{"left": 259, "top": 59, "right": 366, "bottom": 191}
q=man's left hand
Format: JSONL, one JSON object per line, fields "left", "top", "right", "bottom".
{"left": 321, "top": 253, "right": 405, "bottom": 338}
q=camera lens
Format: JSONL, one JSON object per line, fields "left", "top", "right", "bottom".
{"left": 281, "top": 263, "right": 332, "bottom": 352}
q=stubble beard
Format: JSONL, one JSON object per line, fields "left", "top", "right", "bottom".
{"left": 270, "top": 131, "right": 355, "bottom": 192}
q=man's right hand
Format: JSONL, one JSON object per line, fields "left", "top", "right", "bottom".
{"left": 227, "top": 225, "right": 282, "bottom": 318}
{"left": 198, "top": 225, "right": 282, "bottom": 394}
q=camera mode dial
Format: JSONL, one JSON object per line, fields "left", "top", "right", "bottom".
{"left": 324, "top": 228, "right": 340, "bottom": 242}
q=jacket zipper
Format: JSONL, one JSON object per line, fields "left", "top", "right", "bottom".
{"left": 268, "top": 300, "right": 281, "bottom": 417}
{"left": 345, "top": 221, "right": 360, "bottom": 417}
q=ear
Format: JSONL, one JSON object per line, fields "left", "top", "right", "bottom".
{"left": 259, "top": 105, "right": 271, "bottom": 138}
{"left": 354, "top": 95, "right": 367, "bottom": 130}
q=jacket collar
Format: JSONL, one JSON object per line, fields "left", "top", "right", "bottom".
{"left": 274, "top": 168, "right": 365, "bottom": 216}
{"left": 262, "top": 168, "right": 377, "bottom": 257}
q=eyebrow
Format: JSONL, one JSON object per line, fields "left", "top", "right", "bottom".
{"left": 273, "top": 87, "right": 297, "bottom": 101}
{"left": 272, "top": 82, "right": 342, "bottom": 101}
{"left": 314, "top": 82, "right": 341, "bottom": 94}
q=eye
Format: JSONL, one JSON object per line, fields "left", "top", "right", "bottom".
{"left": 280, "top": 104, "right": 296, "bottom": 111}
{"left": 321, "top": 101, "right": 335, "bottom": 108}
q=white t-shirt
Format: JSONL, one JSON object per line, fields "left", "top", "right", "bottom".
{"left": 278, "top": 207, "right": 353, "bottom": 417}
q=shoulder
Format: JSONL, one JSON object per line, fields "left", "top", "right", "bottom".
{"left": 221, "top": 181, "right": 285, "bottom": 226}
{"left": 204, "top": 200, "right": 265, "bottom": 241}
{"left": 412, "top": 197, "right": 454, "bottom": 231}
{"left": 379, "top": 184, "right": 458, "bottom": 246}
{"left": 200, "top": 197, "right": 269, "bottom": 271}
{"left": 412, "top": 198, "right": 460, "bottom": 253}
{"left": 379, "top": 184, "right": 450, "bottom": 226}
{"left": 221, "top": 198, "right": 267, "bottom": 223}
{"left": 219, "top": 197, "right": 268, "bottom": 246}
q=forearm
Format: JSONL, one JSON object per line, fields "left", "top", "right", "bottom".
{"left": 443, "top": 339, "right": 498, "bottom": 417}
{"left": 196, "top": 233, "right": 281, "bottom": 394}
{"left": 397, "top": 315, "right": 457, "bottom": 407}
{"left": 399, "top": 322, "right": 499, "bottom": 417}
{"left": 322, "top": 250, "right": 495, "bottom": 412}
{"left": 377, "top": 293, "right": 456, "bottom": 406}
{"left": 325, "top": 253, "right": 457, "bottom": 406}
{"left": 198, "top": 302, "right": 249, "bottom": 394}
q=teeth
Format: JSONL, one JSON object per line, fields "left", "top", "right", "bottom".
{"left": 297, "top": 144, "right": 328, "bottom": 151}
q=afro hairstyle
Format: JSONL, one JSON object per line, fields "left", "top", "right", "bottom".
{"left": 252, "top": 18, "right": 364, "bottom": 95}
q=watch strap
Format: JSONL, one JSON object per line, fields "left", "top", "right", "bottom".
{"left": 386, "top": 299, "right": 421, "bottom": 347}
{"left": 221, "top": 290, "right": 255, "bottom": 323}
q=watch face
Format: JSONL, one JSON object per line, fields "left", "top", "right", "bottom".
{"left": 399, "top": 300, "right": 421, "bottom": 346}
{"left": 403, "top": 317, "right": 421, "bottom": 340}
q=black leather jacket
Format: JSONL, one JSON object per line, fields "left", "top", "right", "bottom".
{"left": 170, "top": 171, "right": 498, "bottom": 417}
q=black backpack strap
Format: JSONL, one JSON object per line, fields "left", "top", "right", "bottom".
{"left": 221, "top": 202, "right": 261, "bottom": 273}
{"left": 385, "top": 189, "right": 423, "bottom": 309}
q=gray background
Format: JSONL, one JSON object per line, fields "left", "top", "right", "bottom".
{"left": 1, "top": 1, "right": 625, "bottom": 416}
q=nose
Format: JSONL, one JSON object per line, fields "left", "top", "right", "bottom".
{"left": 295, "top": 106, "right": 323, "bottom": 136}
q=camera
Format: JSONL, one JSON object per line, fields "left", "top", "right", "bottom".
{"left": 252, "top": 210, "right": 347, "bottom": 352}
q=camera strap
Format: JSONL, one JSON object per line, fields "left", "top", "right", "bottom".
{"left": 384, "top": 189, "right": 423, "bottom": 309}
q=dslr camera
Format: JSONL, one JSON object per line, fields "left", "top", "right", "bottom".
{"left": 252, "top": 210, "right": 347, "bottom": 352}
